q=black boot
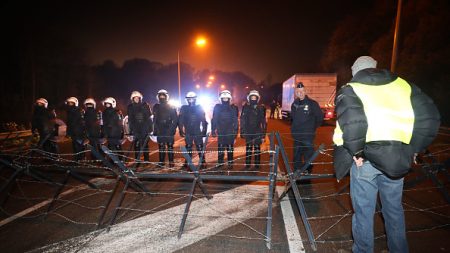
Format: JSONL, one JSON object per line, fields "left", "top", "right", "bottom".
{"left": 245, "top": 144, "right": 252, "bottom": 169}
{"left": 227, "top": 145, "right": 234, "bottom": 168}
{"left": 254, "top": 145, "right": 261, "bottom": 170}
{"left": 197, "top": 144, "right": 206, "bottom": 168}
{"left": 168, "top": 143, "right": 174, "bottom": 167}
{"left": 134, "top": 139, "right": 141, "bottom": 160}
{"left": 183, "top": 144, "right": 193, "bottom": 168}
{"left": 158, "top": 143, "right": 166, "bottom": 167}
{"left": 142, "top": 140, "right": 149, "bottom": 162}
{"left": 217, "top": 144, "right": 225, "bottom": 168}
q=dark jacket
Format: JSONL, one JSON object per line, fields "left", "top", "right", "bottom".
{"left": 84, "top": 107, "right": 102, "bottom": 138}
{"left": 240, "top": 103, "right": 267, "bottom": 137}
{"left": 66, "top": 106, "right": 86, "bottom": 139}
{"left": 211, "top": 103, "right": 239, "bottom": 135}
{"left": 178, "top": 105, "right": 207, "bottom": 136}
{"left": 290, "top": 96, "right": 323, "bottom": 136}
{"left": 152, "top": 102, "right": 178, "bottom": 136}
{"left": 333, "top": 68, "right": 440, "bottom": 179}
{"left": 32, "top": 106, "right": 57, "bottom": 136}
{"left": 102, "top": 107, "right": 124, "bottom": 139}
{"left": 127, "top": 102, "right": 152, "bottom": 138}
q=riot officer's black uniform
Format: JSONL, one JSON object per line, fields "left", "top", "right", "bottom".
{"left": 211, "top": 90, "right": 238, "bottom": 167}
{"left": 127, "top": 92, "right": 152, "bottom": 163}
{"left": 240, "top": 90, "right": 267, "bottom": 169}
{"left": 31, "top": 98, "right": 58, "bottom": 153}
{"left": 178, "top": 92, "right": 208, "bottom": 167}
{"left": 83, "top": 98, "right": 102, "bottom": 154}
{"left": 102, "top": 97, "right": 124, "bottom": 156}
{"left": 65, "top": 97, "right": 86, "bottom": 161}
{"left": 153, "top": 90, "right": 178, "bottom": 167}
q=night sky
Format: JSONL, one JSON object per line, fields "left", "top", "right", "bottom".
{"left": 4, "top": 0, "right": 374, "bottom": 83}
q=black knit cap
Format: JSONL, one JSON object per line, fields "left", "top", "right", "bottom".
{"left": 296, "top": 82, "right": 305, "bottom": 88}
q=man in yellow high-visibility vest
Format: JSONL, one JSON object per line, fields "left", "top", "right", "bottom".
{"left": 333, "top": 56, "right": 440, "bottom": 253}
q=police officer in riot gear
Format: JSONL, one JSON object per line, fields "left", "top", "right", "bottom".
{"left": 127, "top": 91, "right": 152, "bottom": 163}
{"left": 179, "top": 91, "right": 208, "bottom": 167}
{"left": 65, "top": 97, "right": 86, "bottom": 160}
{"left": 290, "top": 82, "right": 323, "bottom": 174}
{"left": 102, "top": 97, "right": 124, "bottom": 156}
{"left": 153, "top": 90, "right": 178, "bottom": 167}
{"left": 83, "top": 98, "right": 102, "bottom": 154}
{"left": 240, "top": 90, "right": 267, "bottom": 169}
{"left": 31, "top": 98, "right": 58, "bottom": 153}
{"left": 211, "top": 90, "right": 238, "bottom": 168}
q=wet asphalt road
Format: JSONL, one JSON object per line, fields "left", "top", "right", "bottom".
{"left": 0, "top": 118, "right": 449, "bottom": 253}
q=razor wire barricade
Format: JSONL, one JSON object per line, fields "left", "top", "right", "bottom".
{"left": 92, "top": 133, "right": 283, "bottom": 248}
{"left": 404, "top": 149, "right": 450, "bottom": 203}
{"left": 0, "top": 130, "right": 331, "bottom": 250}
{"left": 0, "top": 130, "right": 449, "bottom": 252}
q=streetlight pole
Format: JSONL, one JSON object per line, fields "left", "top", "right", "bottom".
{"left": 391, "top": 0, "right": 402, "bottom": 73}
{"left": 178, "top": 50, "right": 181, "bottom": 104}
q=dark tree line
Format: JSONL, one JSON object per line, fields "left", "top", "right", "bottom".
{"left": 321, "top": 0, "right": 450, "bottom": 125}
{"left": 0, "top": 29, "right": 256, "bottom": 128}
{"left": 1, "top": 51, "right": 257, "bottom": 128}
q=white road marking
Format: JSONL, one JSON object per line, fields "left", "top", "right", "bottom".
{"left": 277, "top": 187, "right": 305, "bottom": 253}
{"left": 0, "top": 137, "right": 184, "bottom": 227}
{"left": 0, "top": 178, "right": 111, "bottom": 227}
{"left": 33, "top": 185, "right": 269, "bottom": 253}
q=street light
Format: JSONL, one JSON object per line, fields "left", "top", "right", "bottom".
{"left": 178, "top": 36, "right": 208, "bottom": 103}
{"left": 196, "top": 37, "right": 207, "bottom": 48}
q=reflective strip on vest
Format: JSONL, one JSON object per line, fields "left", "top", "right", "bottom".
{"left": 333, "top": 121, "right": 344, "bottom": 146}
{"left": 349, "top": 78, "right": 414, "bottom": 144}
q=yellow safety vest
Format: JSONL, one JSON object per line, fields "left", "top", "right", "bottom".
{"left": 334, "top": 77, "right": 415, "bottom": 145}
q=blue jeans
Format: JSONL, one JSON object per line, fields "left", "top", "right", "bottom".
{"left": 350, "top": 161, "right": 409, "bottom": 253}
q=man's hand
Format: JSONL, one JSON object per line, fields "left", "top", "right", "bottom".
{"left": 353, "top": 156, "right": 364, "bottom": 168}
